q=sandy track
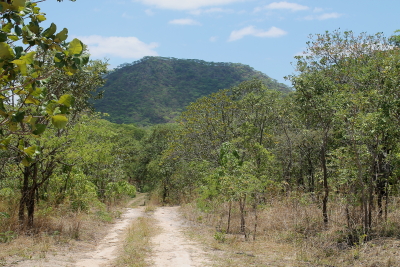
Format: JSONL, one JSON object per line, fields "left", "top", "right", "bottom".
{"left": 7, "top": 199, "right": 212, "bottom": 267}
{"left": 150, "top": 207, "right": 211, "bottom": 267}
{"left": 75, "top": 207, "right": 145, "bottom": 267}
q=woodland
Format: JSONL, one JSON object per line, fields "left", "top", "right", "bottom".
{"left": 1, "top": 0, "right": 400, "bottom": 266}
{"left": 94, "top": 56, "right": 291, "bottom": 125}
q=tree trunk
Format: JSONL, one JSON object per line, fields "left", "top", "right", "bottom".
{"left": 239, "top": 195, "right": 246, "bottom": 235}
{"left": 18, "top": 166, "right": 30, "bottom": 227}
{"left": 226, "top": 200, "right": 232, "bottom": 234}
{"left": 253, "top": 199, "right": 258, "bottom": 241}
{"left": 321, "top": 136, "right": 329, "bottom": 226}
{"left": 18, "top": 163, "right": 38, "bottom": 229}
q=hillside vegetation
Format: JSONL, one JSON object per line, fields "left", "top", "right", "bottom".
{"left": 94, "top": 56, "right": 291, "bottom": 125}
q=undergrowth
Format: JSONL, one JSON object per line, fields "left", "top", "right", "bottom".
{"left": 0, "top": 195, "right": 134, "bottom": 266}
{"left": 180, "top": 194, "right": 400, "bottom": 266}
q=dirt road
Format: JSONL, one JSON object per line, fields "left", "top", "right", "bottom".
{"left": 150, "top": 207, "right": 211, "bottom": 267}
{"left": 75, "top": 207, "right": 145, "bottom": 267}
{"left": 75, "top": 205, "right": 211, "bottom": 267}
{"left": 9, "top": 200, "right": 212, "bottom": 267}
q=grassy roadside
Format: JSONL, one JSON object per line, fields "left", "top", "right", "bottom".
{"left": 0, "top": 194, "right": 145, "bottom": 266}
{"left": 180, "top": 207, "right": 297, "bottom": 267}
{"left": 179, "top": 201, "right": 400, "bottom": 267}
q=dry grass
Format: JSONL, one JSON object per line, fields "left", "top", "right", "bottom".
{"left": 180, "top": 194, "right": 400, "bottom": 267}
{"left": 113, "top": 216, "right": 159, "bottom": 267}
{"left": 0, "top": 196, "right": 133, "bottom": 266}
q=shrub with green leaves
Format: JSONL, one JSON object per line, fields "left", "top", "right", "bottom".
{"left": 105, "top": 181, "right": 136, "bottom": 203}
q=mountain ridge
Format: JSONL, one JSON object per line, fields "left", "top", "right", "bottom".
{"left": 94, "top": 56, "right": 292, "bottom": 125}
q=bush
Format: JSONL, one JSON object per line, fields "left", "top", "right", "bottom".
{"left": 105, "top": 180, "right": 136, "bottom": 204}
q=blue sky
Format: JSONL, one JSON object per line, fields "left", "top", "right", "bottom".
{"left": 39, "top": 0, "right": 399, "bottom": 85}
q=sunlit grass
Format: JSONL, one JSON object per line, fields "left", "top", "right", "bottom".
{"left": 114, "top": 216, "right": 159, "bottom": 267}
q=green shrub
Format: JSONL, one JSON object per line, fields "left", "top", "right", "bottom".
{"left": 105, "top": 180, "right": 136, "bottom": 203}
{"left": 0, "top": 231, "right": 16, "bottom": 243}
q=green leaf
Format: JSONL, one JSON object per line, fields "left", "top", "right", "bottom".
{"left": 42, "top": 23, "right": 56, "bottom": 38}
{"left": 11, "top": 59, "right": 27, "bottom": 75}
{"left": 22, "top": 51, "right": 35, "bottom": 64}
{"left": 0, "top": 33, "right": 7, "bottom": 42}
{"left": 53, "top": 107, "right": 61, "bottom": 115}
{"left": 11, "top": 51, "right": 35, "bottom": 75}
{"left": 24, "top": 96, "right": 40, "bottom": 105}
{"left": 11, "top": 0, "right": 26, "bottom": 11}
{"left": 8, "top": 35, "right": 19, "bottom": 41}
{"left": 31, "top": 87, "right": 43, "bottom": 97}
{"left": 59, "top": 105, "right": 68, "bottom": 114}
{"left": 46, "top": 102, "right": 57, "bottom": 115}
{"left": 51, "top": 114, "right": 68, "bottom": 129}
{"left": 2, "top": 23, "right": 13, "bottom": 33}
{"left": 54, "top": 28, "right": 68, "bottom": 43}
{"left": 28, "top": 22, "right": 39, "bottom": 34}
{"left": 9, "top": 122, "right": 17, "bottom": 132}
{"left": 24, "top": 145, "right": 37, "bottom": 157}
{"left": 12, "top": 112, "right": 25, "bottom": 123}
{"left": 14, "top": 46, "right": 23, "bottom": 58}
{"left": 81, "top": 55, "right": 89, "bottom": 65}
{"left": 36, "top": 14, "right": 46, "bottom": 22}
{"left": 22, "top": 157, "right": 31, "bottom": 166}
{"left": 0, "top": 136, "right": 11, "bottom": 146}
{"left": 11, "top": 14, "right": 22, "bottom": 25}
{"left": 67, "top": 38, "right": 83, "bottom": 56}
{"left": 0, "top": 42, "right": 15, "bottom": 60}
{"left": 58, "top": 94, "right": 74, "bottom": 107}
{"left": 14, "top": 25, "right": 22, "bottom": 36}
{"left": 32, "top": 124, "right": 46, "bottom": 135}
{"left": 32, "top": 6, "right": 40, "bottom": 14}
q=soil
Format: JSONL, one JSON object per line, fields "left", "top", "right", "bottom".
{"left": 150, "top": 207, "right": 211, "bottom": 267}
{"left": 7, "top": 200, "right": 212, "bottom": 267}
{"left": 74, "top": 207, "right": 145, "bottom": 267}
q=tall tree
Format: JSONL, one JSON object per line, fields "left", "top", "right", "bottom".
{"left": 288, "top": 30, "right": 400, "bottom": 232}
{"left": 0, "top": 0, "right": 107, "bottom": 228}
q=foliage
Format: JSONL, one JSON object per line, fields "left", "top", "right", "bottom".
{"left": 105, "top": 181, "right": 137, "bottom": 203}
{"left": 287, "top": 30, "right": 400, "bottom": 233}
{"left": 0, "top": 231, "right": 16, "bottom": 243}
{"left": 141, "top": 30, "right": 400, "bottom": 243}
{"left": 0, "top": 0, "right": 90, "bottom": 155}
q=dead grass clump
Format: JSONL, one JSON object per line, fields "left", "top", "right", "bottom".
{"left": 114, "top": 216, "right": 159, "bottom": 267}
{"left": 0, "top": 195, "right": 129, "bottom": 267}
{"left": 180, "top": 194, "right": 400, "bottom": 266}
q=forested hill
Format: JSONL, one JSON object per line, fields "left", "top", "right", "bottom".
{"left": 94, "top": 56, "right": 291, "bottom": 125}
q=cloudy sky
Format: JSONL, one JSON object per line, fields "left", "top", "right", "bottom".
{"left": 40, "top": 0, "right": 399, "bottom": 85}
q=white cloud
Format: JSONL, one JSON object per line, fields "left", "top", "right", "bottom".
{"left": 318, "top": 12, "right": 342, "bottom": 20}
{"left": 228, "top": 26, "right": 287, "bottom": 41}
{"left": 190, "top": 7, "right": 234, "bottom": 15}
{"left": 304, "top": 12, "right": 342, "bottom": 20}
{"left": 261, "top": 1, "right": 309, "bottom": 12}
{"left": 313, "top": 7, "right": 323, "bottom": 13}
{"left": 169, "top": 18, "right": 201, "bottom": 25}
{"left": 77, "top": 35, "right": 159, "bottom": 59}
{"left": 122, "top": 12, "right": 133, "bottom": 19}
{"left": 133, "top": 0, "right": 244, "bottom": 10}
{"left": 145, "top": 9, "right": 155, "bottom": 16}
{"left": 209, "top": 36, "right": 218, "bottom": 42}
